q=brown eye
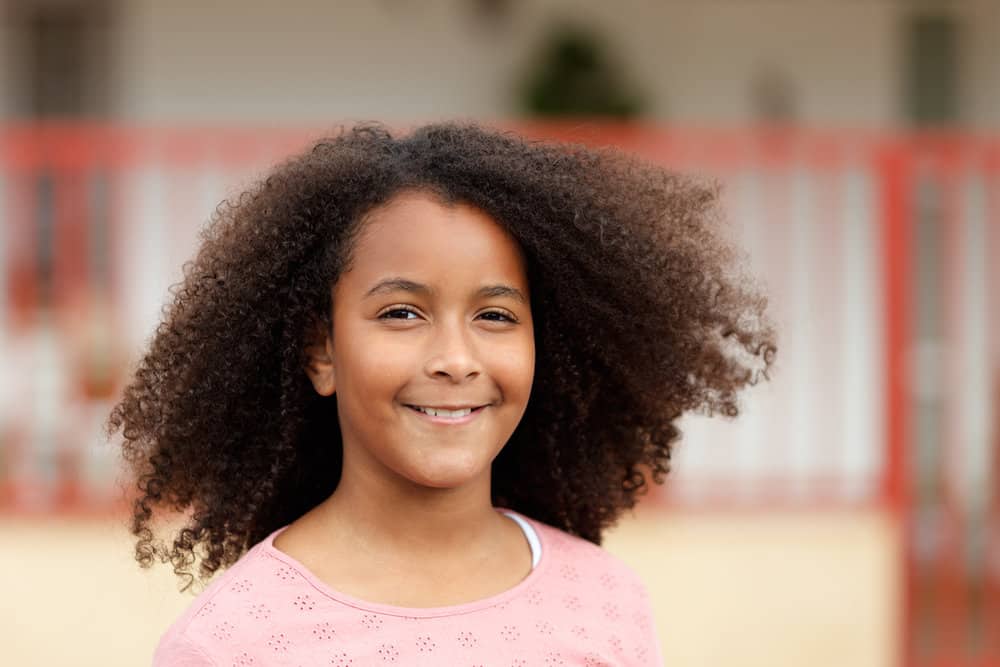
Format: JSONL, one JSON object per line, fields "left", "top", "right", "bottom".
{"left": 379, "top": 307, "right": 419, "bottom": 320}
{"left": 478, "top": 310, "right": 516, "bottom": 323}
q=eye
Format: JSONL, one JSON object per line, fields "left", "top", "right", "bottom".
{"left": 378, "top": 306, "right": 421, "bottom": 320}
{"left": 478, "top": 309, "right": 517, "bottom": 323}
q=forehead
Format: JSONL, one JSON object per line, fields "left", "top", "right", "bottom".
{"left": 343, "top": 190, "right": 528, "bottom": 288}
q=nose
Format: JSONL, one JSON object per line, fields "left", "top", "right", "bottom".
{"left": 423, "top": 319, "right": 482, "bottom": 383}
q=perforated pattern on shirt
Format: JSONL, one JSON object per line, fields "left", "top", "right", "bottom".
{"left": 153, "top": 516, "right": 662, "bottom": 666}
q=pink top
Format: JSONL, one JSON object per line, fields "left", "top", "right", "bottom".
{"left": 153, "top": 510, "right": 664, "bottom": 666}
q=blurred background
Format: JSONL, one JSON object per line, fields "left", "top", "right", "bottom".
{"left": 0, "top": 0, "right": 997, "bottom": 665}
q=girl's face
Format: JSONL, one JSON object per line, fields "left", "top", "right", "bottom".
{"left": 307, "top": 190, "right": 535, "bottom": 493}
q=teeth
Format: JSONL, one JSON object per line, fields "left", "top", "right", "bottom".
{"left": 414, "top": 406, "right": 474, "bottom": 418}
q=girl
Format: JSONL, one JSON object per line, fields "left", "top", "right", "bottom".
{"left": 108, "top": 122, "right": 774, "bottom": 666}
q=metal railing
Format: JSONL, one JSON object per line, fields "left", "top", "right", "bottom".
{"left": 1, "top": 122, "right": 997, "bottom": 665}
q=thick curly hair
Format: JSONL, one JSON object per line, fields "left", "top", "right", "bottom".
{"left": 106, "top": 121, "right": 775, "bottom": 591}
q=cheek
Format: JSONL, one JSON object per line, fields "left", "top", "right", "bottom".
{"left": 495, "top": 337, "right": 535, "bottom": 403}
{"left": 367, "top": 353, "right": 415, "bottom": 396}
{"left": 337, "top": 337, "right": 415, "bottom": 403}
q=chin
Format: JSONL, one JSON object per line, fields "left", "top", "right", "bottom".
{"left": 405, "top": 460, "right": 488, "bottom": 490}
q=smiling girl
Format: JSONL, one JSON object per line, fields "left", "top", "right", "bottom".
{"left": 109, "top": 122, "right": 774, "bottom": 666}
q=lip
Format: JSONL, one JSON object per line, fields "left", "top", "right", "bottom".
{"left": 403, "top": 403, "right": 489, "bottom": 425}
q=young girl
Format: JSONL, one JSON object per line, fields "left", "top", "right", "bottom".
{"left": 108, "top": 122, "right": 774, "bottom": 666}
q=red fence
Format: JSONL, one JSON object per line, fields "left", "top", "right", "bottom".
{"left": 1, "top": 123, "right": 998, "bottom": 665}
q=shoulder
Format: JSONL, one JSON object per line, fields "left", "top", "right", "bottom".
{"left": 528, "top": 515, "right": 655, "bottom": 600}
{"left": 153, "top": 632, "right": 217, "bottom": 666}
{"left": 152, "top": 532, "right": 282, "bottom": 665}
{"left": 525, "top": 515, "right": 664, "bottom": 664}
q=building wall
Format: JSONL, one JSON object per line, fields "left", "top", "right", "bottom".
{"left": 0, "top": 511, "right": 900, "bottom": 667}
{"left": 0, "top": 0, "right": 993, "bottom": 127}
{"left": 101, "top": 0, "right": 998, "bottom": 127}
{"left": 961, "top": 0, "right": 1000, "bottom": 128}
{"left": 0, "top": 10, "right": 20, "bottom": 118}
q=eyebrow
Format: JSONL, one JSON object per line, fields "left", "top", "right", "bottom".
{"left": 363, "top": 277, "right": 527, "bottom": 304}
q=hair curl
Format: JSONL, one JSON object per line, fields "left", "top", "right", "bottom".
{"left": 106, "top": 121, "right": 775, "bottom": 591}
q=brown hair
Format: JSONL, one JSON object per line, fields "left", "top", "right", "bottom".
{"left": 106, "top": 122, "right": 775, "bottom": 590}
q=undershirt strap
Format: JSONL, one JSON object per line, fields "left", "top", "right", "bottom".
{"left": 500, "top": 511, "right": 541, "bottom": 569}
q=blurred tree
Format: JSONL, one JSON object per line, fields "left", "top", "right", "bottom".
{"left": 519, "top": 23, "right": 645, "bottom": 118}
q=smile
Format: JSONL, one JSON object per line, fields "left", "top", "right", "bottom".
{"left": 404, "top": 404, "right": 488, "bottom": 424}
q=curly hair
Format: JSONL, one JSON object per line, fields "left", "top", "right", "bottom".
{"left": 106, "top": 121, "right": 775, "bottom": 591}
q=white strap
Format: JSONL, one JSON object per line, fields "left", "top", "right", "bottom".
{"left": 501, "top": 511, "right": 541, "bottom": 568}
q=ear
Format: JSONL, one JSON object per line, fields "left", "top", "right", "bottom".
{"left": 303, "top": 326, "right": 336, "bottom": 397}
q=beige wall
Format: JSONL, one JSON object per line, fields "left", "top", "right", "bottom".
{"left": 1, "top": 510, "right": 899, "bottom": 666}
{"left": 2, "top": 0, "right": 996, "bottom": 126}
{"left": 610, "top": 510, "right": 900, "bottom": 667}
{"left": 962, "top": 0, "right": 1000, "bottom": 128}
{"left": 105, "top": 0, "right": 999, "bottom": 127}
{"left": 0, "top": 11, "right": 19, "bottom": 119}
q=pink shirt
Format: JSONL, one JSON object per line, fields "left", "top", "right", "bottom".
{"left": 153, "top": 510, "right": 664, "bottom": 666}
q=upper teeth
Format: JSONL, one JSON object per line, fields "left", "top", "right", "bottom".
{"left": 414, "top": 406, "right": 474, "bottom": 418}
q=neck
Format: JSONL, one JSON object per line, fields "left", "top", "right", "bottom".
{"left": 315, "top": 463, "right": 506, "bottom": 564}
